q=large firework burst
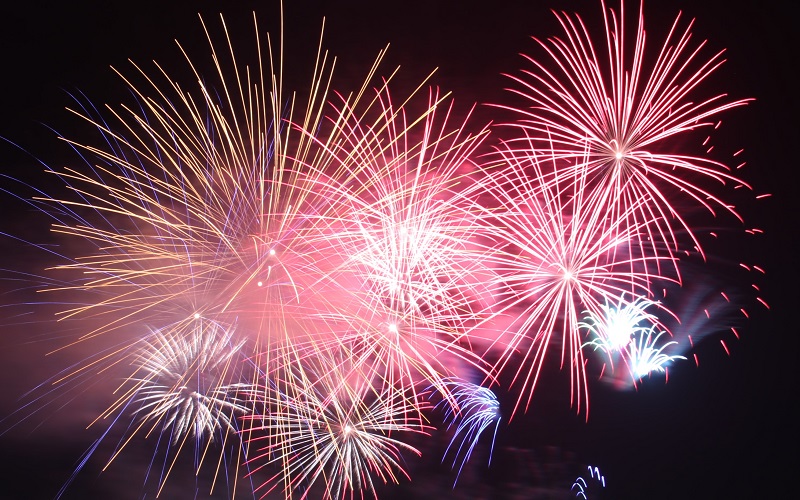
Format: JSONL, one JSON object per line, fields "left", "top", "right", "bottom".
{"left": 474, "top": 137, "right": 671, "bottom": 417}
{"left": 1, "top": 11, "right": 391, "bottom": 496}
{"left": 498, "top": 0, "right": 752, "bottom": 273}
{"left": 286, "top": 81, "right": 497, "bottom": 407}
{"left": 41, "top": 12, "right": 350, "bottom": 359}
{"left": 319, "top": 85, "right": 491, "bottom": 331}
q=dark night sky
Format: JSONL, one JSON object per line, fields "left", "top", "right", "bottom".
{"left": 0, "top": 1, "right": 796, "bottom": 499}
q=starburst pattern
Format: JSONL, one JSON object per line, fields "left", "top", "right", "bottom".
{"left": 245, "top": 358, "right": 429, "bottom": 499}
{"left": 319, "top": 86, "right": 491, "bottom": 331}
{"left": 288, "top": 82, "right": 495, "bottom": 406}
{"left": 474, "top": 138, "right": 670, "bottom": 417}
{"left": 499, "top": 0, "right": 752, "bottom": 272}
{"left": 129, "top": 318, "right": 250, "bottom": 445}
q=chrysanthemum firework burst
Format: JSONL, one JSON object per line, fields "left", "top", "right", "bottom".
{"left": 127, "top": 318, "right": 250, "bottom": 445}
{"left": 290, "top": 82, "right": 495, "bottom": 403}
{"left": 6, "top": 12, "right": 389, "bottom": 497}
{"left": 244, "top": 357, "right": 430, "bottom": 499}
{"left": 475, "top": 139, "right": 672, "bottom": 417}
{"left": 498, "top": 0, "right": 753, "bottom": 272}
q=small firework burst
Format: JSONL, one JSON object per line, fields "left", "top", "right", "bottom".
{"left": 572, "top": 465, "right": 606, "bottom": 499}
{"left": 245, "top": 357, "right": 430, "bottom": 499}
{"left": 435, "top": 378, "right": 500, "bottom": 486}
{"left": 580, "top": 295, "right": 663, "bottom": 369}
{"left": 626, "top": 326, "right": 686, "bottom": 382}
{"left": 129, "top": 318, "right": 251, "bottom": 445}
{"left": 580, "top": 296, "right": 684, "bottom": 387}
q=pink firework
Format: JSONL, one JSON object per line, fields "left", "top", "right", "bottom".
{"left": 3, "top": 13, "right": 388, "bottom": 497}
{"left": 498, "top": 0, "right": 752, "bottom": 274}
{"left": 474, "top": 138, "right": 671, "bottom": 418}
{"left": 291, "top": 80, "right": 496, "bottom": 403}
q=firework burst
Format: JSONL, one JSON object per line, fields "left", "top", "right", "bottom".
{"left": 626, "top": 325, "right": 686, "bottom": 382}
{"left": 318, "top": 85, "right": 491, "bottom": 330}
{"left": 95, "top": 317, "right": 254, "bottom": 496}
{"left": 435, "top": 378, "right": 500, "bottom": 486}
{"left": 0, "top": 1, "right": 766, "bottom": 499}
{"left": 289, "top": 81, "right": 496, "bottom": 405}
{"left": 245, "top": 357, "right": 430, "bottom": 499}
{"left": 580, "top": 296, "right": 685, "bottom": 387}
{"left": 1, "top": 11, "right": 396, "bottom": 497}
{"left": 498, "top": 0, "right": 753, "bottom": 273}
{"left": 128, "top": 318, "right": 250, "bottom": 445}
{"left": 474, "top": 138, "right": 672, "bottom": 417}
{"left": 580, "top": 295, "right": 660, "bottom": 362}
{"left": 40, "top": 12, "right": 351, "bottom": 361}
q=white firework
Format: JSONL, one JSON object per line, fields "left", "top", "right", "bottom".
{"left": 130, "top": 318, "right": 251, "bottom": 444}
{"left": 627, "top": 326, "right": 686, "bottom": 381}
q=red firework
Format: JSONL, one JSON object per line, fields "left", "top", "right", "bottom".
{"left": 473, "top": 137, "right": 672, "bottom": 418}
{"left": 496, "top": 0, "right": 752, "bottom": 276}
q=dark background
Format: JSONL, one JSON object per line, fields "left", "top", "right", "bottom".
{"left": 1, "top": 1, "right": 796, "bottom": 498}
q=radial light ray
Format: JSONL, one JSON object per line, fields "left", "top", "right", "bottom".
{"left": 497, "top": 0, "right": 753, "bottom": 275}
{"left": 473, "top": 137, "right": 672, "bottom": 418}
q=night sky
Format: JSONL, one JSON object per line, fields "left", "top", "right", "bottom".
{"left": 1, "top": 1, "right": 796, "bottom": 499}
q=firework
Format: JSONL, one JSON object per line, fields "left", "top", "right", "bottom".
{"left": 498, "top": 0, "right": 752, "bottom": 273}
{"left": 474, "top": 138, "right": 670, "bottom": 417}
{"left": 99, "top": 317, "right": 253, "bottom": 496}
{"left": 626, "top": 325, "right": 686, "bottom": 382}
{"left": 316, "top": 85, "right": 491, "bottom": 330}
{"left": 244, "top": 357, "right": 430, "bottom": 499}
{"left": 435, "top": 378, "right": 500, "bottom": 487}
{"left": 0, "top": 1, "right": 765, "bottom": 499}
{"left": 1, "top": 10, "right": 396, "bottom": 497}
{"left": 288, "top": 81, "right": 496, "bottom": 405}
{"left": 39, "top": 12, "right": 352, "bottom": 360}
{"left": 572, "top": 465, "right": 606, "bottom": 499}
{"left": 128, "top": 318, "right": 250, "bottom": 444}
{"left": 580, "top": 295, "right": 660, "bottom": 359}
{"left": 581, "top": 294, "right": 689, "bottom": 388}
